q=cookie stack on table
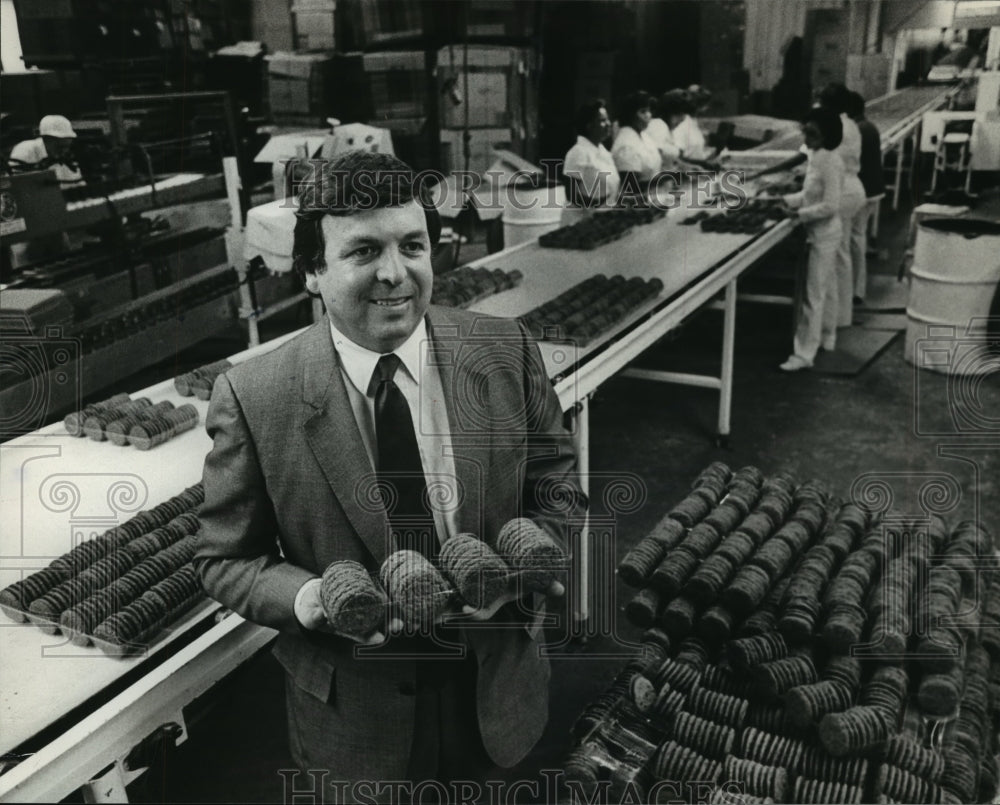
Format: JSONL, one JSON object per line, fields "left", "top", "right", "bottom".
{"left": 562, "top": 462, "right": 1000, "bottom": 804}
{"left": 64, "top": 393, "right": 199, "bottom": 450}
{"left": 0, "top": 484, "right": 205, "bottom": 655}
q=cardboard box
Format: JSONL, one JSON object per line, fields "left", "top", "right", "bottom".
{"left": 363, "top": 51, "right": 426, "bottom": 120}
{"left": 437, "top": 46, "right": 534, "bottom": 130}
{"left": 293, "top": 6, "right": 336, "bottom": 51}
{"left": 463, "top": 0, "right": 534, "bottom": 38}
{"left": 346, "top": 0, "right": 422, "bottom": 49}
{"left": 266, "top": 52, "right": 334, "bottom": 116}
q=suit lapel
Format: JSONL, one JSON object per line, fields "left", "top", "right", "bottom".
{"left": 427, "top": 307, "right": 487, "bottom": 539}
{"left": 300, "top": 322, "right": 392, "bottom": 567}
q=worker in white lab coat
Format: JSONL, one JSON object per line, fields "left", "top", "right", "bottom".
{"left": 818, "top": 84, "right": 867, "bottom": 328}
{"left": 611, "top": 91, "right": 663, "bottom": 187}
{"left": 779, "top": 108, "right": 845, "bottom": 372}
{"left": 562, "top": 99, "right": 621, "bottom": 224}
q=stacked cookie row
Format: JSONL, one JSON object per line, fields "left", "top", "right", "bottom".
{"left": 430, "top": 266, "right": 523, "bottom": 309}
{"left": 63, "top": 392, "right": 199, "bottom": 450}
{"left": 0, "top": 484, "right": 206, "bottom": 655}
{"left": 564, "top": 462, "right": 1000, "bottom": 803}
{"left": 317, "top": 518, "right": 566, "bottom": 635}
{"left": 518, "top": 274, "right": 664, "bottom": 345}
{"left": 174, "top": 359, "right": 233, "bottom": 400}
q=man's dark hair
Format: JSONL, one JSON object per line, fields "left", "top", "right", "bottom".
{"left": 803, "top": 107, "right": 843, "bottom": 151}
{"left": 575, "top": 99, "right": 607, "bottom": 136}
{"left": 617, "top": 91, "right": 653, "bottom": 127}
{"left": 818, "top": 82, "right": 850, "bottom": 115}
{"left": 658, "top": 89, "right": 693, "bottom": 120}
{"left": 845, "top": 90, "right": 865, "bottom": 121}
{"left": 292, "top": 150, "right": 439, "bottom": 279}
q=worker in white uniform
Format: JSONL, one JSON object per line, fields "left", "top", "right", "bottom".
{"left": 779, "top": 108, "right": 844, "bottom": 372}
{"left": 562, "top": 99, "right": 621, "bottom": 225}
{"left": 9, "top": 115, "right": 85, "bottom": 187}
{"left": 611, "top": 91, "right": 663, "bottom": 190}
{"left": 671, "top": 86, "right": 715, "bottom": 162}
{"left": 818, "top": 84, "right": 866, "bottom": 328}
{"left": 646, "top": 91, "right": 684, "bottom": 171}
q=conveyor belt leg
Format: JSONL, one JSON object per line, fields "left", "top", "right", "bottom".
{"left": 717, "top": 279, "right": 737, "bottom": 443}
{"left": 571, "top": 395, "right": 591, "bottom": 634}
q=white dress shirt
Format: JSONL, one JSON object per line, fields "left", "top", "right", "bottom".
{"left": 563, "top": 135, "right": 621, "bottom": 207}
{"left": 611, "top": 126, "right": 662, "bottom": 182}
{"left": 328, "top": 317, "right": 459, "bottom": 545}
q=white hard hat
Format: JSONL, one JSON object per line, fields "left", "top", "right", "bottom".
{"left": 39, "top": 115, "right": 77, "bottom": 139}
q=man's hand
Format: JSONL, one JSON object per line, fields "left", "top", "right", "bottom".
{"left": 294, "top": 578, "right": 387, "bottom": 645}
{"left": 445, "top": 577, "right": 566, "bottom": 622}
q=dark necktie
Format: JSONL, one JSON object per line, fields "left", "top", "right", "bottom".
{"left": 370, "top": 354, "right": 437, "bottom": 561}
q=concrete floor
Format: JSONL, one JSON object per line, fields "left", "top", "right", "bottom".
{"left": 111, "top": 185, "right": 1000, "bottom": 803}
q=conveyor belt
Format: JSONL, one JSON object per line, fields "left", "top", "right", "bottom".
{"left": 758, "top": 84, "right": 960, "bottom": 153}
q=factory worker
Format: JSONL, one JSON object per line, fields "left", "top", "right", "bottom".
{"left": 671, "top": 85, "right": 715, "bottom": 163}
{"left": 845, "top": 90, "right": 885, "bottom": 305}
{"left": 562, "top": 99, "right": 621, "bottom": 224}
{"left": 9, "top": 115, "right": 85, "bottom": 188}
{"left": 611, "top": 91, "right": 663, "bottom": 186}
{"left": 818, "top": 83, "right": 866, "bottom": 327}
{"left": 646, "top": 91, "right": 684, "bottom": 171}
{"left": 648, "top": 90, "right": 720, "bottom": 172}
{"left": 779, "top": 107, "right": 844, "bottom": 372}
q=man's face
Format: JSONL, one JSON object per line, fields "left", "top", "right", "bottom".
{"left": 306, "top": 200, "right": 433, "bottom": 354}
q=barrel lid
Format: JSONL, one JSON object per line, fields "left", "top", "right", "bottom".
{"left": 918, "top": 218, "right": 1000, "bottom": 238}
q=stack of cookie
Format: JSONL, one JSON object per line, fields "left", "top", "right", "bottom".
{"left": 174, "top": 359, "right": 233, "bottom": 400}
{"left": 0, "top": 484, "right": 206, "bottom": 654}
{"left": 567, "top": 462, "right": 1000, "bottom": 805}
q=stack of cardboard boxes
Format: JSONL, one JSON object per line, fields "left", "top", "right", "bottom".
{"left": 291, "top": 0, "right": 337, "bottom": 51}
{"left": 438, "top": 45, "right": 538, "bottom": 174}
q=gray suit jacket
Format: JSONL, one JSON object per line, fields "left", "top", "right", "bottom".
{"left": 194, "top": 306, "right": 586, "bottom": 780}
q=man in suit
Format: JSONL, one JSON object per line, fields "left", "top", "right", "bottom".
{"left": 194, "top": 150, "right": 586, "bottom": 799}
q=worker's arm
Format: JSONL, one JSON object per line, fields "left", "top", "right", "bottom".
{"left": 747, "top": 151, "right": 807, "bottom": 181}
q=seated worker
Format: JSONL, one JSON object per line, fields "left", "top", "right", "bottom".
{"left": 9, "top": 115, "right": 85, "bottom": 188}
{"left": 562, "top": 99, "right": 621, "bottom": 224}
{"left": 645, "top": 92, "right": 683, "bottom": 171}
{"left": 647, "top": 90, "right": 720, "bottom": 171}
{"left": 611, "top": 91, "right": 663, "bottom": 186}
{"left": 673, "top": 86, "right": 716, "bottom": 163}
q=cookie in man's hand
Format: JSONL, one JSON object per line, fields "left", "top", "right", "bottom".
{"left": 438, "top": 533, "right": 510, "bottom": 611}
{"left": 379, "top": 550, "right": 449, "bottom": 626}
{"left": 320, "top": 560, "right": 388, "bottom": 636}
{"left": 496, "top": 518, "right": 566, "bottom": 592}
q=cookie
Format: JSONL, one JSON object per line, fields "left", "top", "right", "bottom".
{"left": 438, "top": 533, "right": 510, "bottom": 610}
{"left": 379, "top": 550, "right": 449, "bottom": 627}
{"left": 495, "top": 518, "right": 564, "bottom": 592}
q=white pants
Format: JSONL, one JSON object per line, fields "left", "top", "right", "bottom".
{"left": 794, "top": 235, "right": 841, "bottom": 363}
{"left": 853, "top": 196, "right": 881, "bottom": 299}
{"left": 836, "top": 187, "right": 867, "bottom": 327}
